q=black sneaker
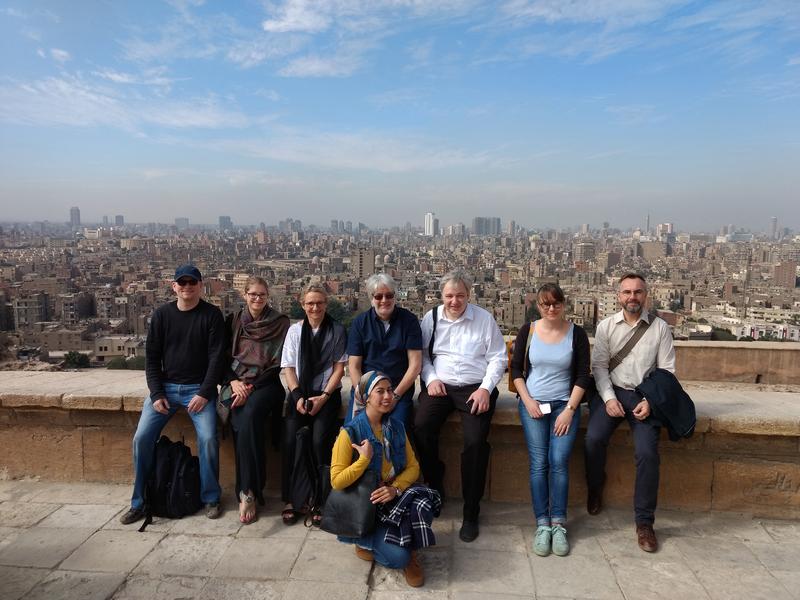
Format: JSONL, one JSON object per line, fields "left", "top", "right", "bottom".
{"left": 459, "top": 519, "right": 479, "bottom": 542}
{"left": 119, "top": 507, "right": 145, "bottom": 525}
{"left": 205, "top": 502, "right": 222, "bottom": 519}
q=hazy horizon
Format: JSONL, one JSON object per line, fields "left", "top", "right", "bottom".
{"left": 2, "top": 1, "right": 799, "bottom": 231}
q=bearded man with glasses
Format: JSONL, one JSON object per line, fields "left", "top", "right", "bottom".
{"left": 346, "top": 273, "right": 422, "bottom": 429}
{"left": 120, "top": 264, "right": 226, "bottom": 525}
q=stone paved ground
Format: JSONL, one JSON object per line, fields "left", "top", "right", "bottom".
{"left": 0, "top": 480, "right": 798, "bottom": 600}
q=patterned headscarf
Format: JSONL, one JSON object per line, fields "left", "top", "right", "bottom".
{"left": 353, "top": 370, "right": 391, "bottom": 415}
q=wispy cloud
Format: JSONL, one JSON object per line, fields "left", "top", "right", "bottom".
{"left": 207, "top": 127, "right": 492, "bottom": 172}
{"left": 93, "top": 67, "right": 178, "bottom": 87}
{"left": 50, "top": 48, "right": 71, "bottom": 63}
{"left": 787, "top": 55, "right": 800, "bottom": 66}
{"left": 0, "top": 75, "right": 249, "bottom": 130}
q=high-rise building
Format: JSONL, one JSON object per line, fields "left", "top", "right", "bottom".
{"left": 175, "top": 217, "right": 189, "bottom": 230}
{"left": 580, "top": 223, "right": 590, "bottom": 235}
{"left": 351, "top": 247, "right": 376, "bottom": 280}
{"left": 69, "top": 206, "right": 81, "bottom": 228}
{"left": 770, "top": 216, "right": 778, "bottom": 240}
{"left": 219, "top": 216, "right": 233, "bottom": 231}
{"left": 102, "top": 215, "right": 109, "bottom": 227}
{"left": 330, "top": 220, "right": 339, "bottom": 233}
{"left": 774, "top": 262, "right": 797, "bottom": 289}
{"left": 115, "top": 215, "right": 124, "bottom": 226}
{"left": 507, "top": 220, "right": 516, "bottom": 236}
{"left": 424, "top": 212, "right": 436, "bottom": 237}
{"left": 471, "top": 216, "right": 501, "bottom": 235}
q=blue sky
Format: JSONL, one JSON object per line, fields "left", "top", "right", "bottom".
{"left": 1, "top": 0, "right": 798, "bottom": 232}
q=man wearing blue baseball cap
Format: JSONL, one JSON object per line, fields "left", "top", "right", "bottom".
{"left": 120, "top": 264, "right": 226, "bottom": 524}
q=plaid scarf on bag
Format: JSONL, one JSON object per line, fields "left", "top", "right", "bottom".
{"left": 377, "top": 485, "right": 442, "bottom": 549}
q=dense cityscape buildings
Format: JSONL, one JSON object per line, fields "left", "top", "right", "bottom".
{"left": 0, "top": 208, "right": 798, "bottom": 368}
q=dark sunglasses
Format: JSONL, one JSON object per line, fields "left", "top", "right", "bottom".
{"left": 373, "top": 293, "right": 395, "bottom": 301}
{"left": 176, "top": 279, "right": 199, "bottom": 286}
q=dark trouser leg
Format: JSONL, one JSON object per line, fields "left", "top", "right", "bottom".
{"left": 453, "top": 385, "right": 497, "bottom": 522}
{"left": 584, "top": 392, "right": 624, "bottom": 493}
{"left": 231, "top": 380, "right": 284, "bottom": 504}
{"left": 311, "top": 390, "right": 342, "bottom": 469}
{"left": 617, "top": 388, "right": 661, "bottom": 525}
{"left": 413, "top": 388, "right": 454, "bottom": 495}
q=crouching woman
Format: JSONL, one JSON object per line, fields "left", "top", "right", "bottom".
{"left": 330, "top": 371, "right": 438, "bottom": 587}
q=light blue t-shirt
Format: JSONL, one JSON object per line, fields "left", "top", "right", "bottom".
{"left": 525, "top": 322, "right": 573, "bottom": 404}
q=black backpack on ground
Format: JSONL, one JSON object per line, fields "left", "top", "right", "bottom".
{"left": 138, "top": 435, "right": 202, "bottom": 532}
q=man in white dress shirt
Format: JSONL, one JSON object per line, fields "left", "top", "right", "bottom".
{"left": 585, "top": 273, "right": 676, "bottom": 553}
{"left": 414, "top": 270, "right": 508, "bottom": 542}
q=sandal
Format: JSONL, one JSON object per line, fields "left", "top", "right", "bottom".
{"left": 239, "top": 491, "right": 257, "bottom": 525}
{"left": 311, "top": 509, "right": 323, "bottom": 527}
{"left": 281, "top": 506, "right": 298, "bottom": 526}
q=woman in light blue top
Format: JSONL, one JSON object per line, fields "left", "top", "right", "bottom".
{"left": 511, "top": 283, "right": 591, "bottom": 557}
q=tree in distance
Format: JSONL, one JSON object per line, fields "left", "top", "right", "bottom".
{"left": 63, "top": 351, "right": 90, "bottom": 369}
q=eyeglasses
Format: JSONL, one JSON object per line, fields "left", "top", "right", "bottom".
{"left": 304, "top": 301, "right": 327, "bottom": 307}
{"left": 538, "top": 302, "right": 563, "bottom": 310}
{"left": 373, "top": 293, "right": 395, "bottom": 301}
{"left": 247, "top": 293, "right": 267, "bottom": 300}
{"left": 176, "top": 279, "right": 198, "bottom": 286}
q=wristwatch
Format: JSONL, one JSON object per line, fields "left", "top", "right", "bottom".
{"left": 392, "top": 392, "right": 401, "bottom": 402}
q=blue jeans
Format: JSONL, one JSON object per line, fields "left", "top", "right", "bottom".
{"left": 355, "top": 525, "right": 411, "bottom": 569}
{"left": 518, "top": 400, "right": 581, "bottom": 526}
{"left": 130, "top": 383, "right": 221, "bottom": 510}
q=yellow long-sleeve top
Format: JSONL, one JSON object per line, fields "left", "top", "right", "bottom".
{"left": 330, "top": 426, "right": 420, "bottom": 491}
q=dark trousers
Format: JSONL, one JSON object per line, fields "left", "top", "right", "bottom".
{"left": 584, "top": 386, "right": 661, "bottom": 525}
{"left": 230, "top": 379, "right": 285, "bottom": 504}
{"left": 413, "top": 382, "right": 498, "bottom": 522}
{"left": 281, "top": 389, "right": 342, "bottom": 504}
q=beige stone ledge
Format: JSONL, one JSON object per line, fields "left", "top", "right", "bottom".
{"left": 1, "top": 371, "right": 798, "bottom": 437}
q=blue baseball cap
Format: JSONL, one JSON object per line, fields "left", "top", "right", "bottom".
{"left": 174, "top": 264, "right": 202, "bottom": 281}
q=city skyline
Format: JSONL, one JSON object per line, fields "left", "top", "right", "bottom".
{"left": 1, "top": 1, "right": 799, "bottom": 229}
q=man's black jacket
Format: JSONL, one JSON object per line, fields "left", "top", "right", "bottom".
{"left": 636, "top": 368, "right": 696, "bottom": 441}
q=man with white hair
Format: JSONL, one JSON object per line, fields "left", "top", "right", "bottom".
{"left": 414, "top": 270, "right": 507, "bottom": 542}
{"left": 347, "top": 273, "right": 422, "bottom": 428}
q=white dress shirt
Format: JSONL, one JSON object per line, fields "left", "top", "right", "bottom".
{"left": 592, "top": 309, "right": 676, "bottom": 402}
{"left": 420, "top": 303, "right": 508, "bottom": 391}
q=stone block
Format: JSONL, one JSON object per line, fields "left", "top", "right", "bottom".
{"left": 0, "top": 407, "right": 15, "bottom": 425}
{"left": 283, "top": 581, "right": 367, "bottom": 600}
{"left": 22, "top": 570, "right": 127, "bottom": 600}
{"left": 0, "top": 565, "right": 49, "bottom": 600}
{"left": 450, "top": 548, "right": 533, "bottom": 595}
{"left": 123, "top": 396, "right": 146, "bottom": 412}
{"left": 200, "top": 579, "right": 286, "bottom": 600}
{"left": 38, "top": 503, "right": 121, "bottom": 529}
{"left": 609, "top": 556, "right": 710, "bottom": 600}
{"left": 59, "top": 530, "right": 164, "bottom": 573}
{"left": 712, "top": 458, "right": 800, "bottom": 519}
{"left": 658, "top": 449, "right": 713, "bottom": 511}
{"left": 111, "top": 574, "right": 207, "bottom": 599}
{"left": 83, "top": 429, "right": 135, "bottom": 483}
{"left": 704, "top": 433, "right": 799, "bottom": 456}
{"left": 134, "top": 533, "right": 232, "bottom": 576}
{"left": 62, "top": 394, "right": 122, "bottom": 411}
{"left": 289, "top": 539, "right": 371, "bottom": 584}
{"left": 489, "top": 441, "right": 529, "bottom": 503}
{"left": 71, "top": 409, "right": 135, "bottom": 428}
{"left": 12, "top": 408, "right": 74, "bottom": 427}
{"left": 213, "top": 537, "right": 303, "bottom": 580}
{"left": 0, "top": 426, "right": 83, "bottom": 480}
{"left": 0, "top": 527, "right": 96, "bottom": 568}
{"left": 1, "top": 393, "right": 61, "bottom": 408}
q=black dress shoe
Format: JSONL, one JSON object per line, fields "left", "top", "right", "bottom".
{"left": 459, "top": 520, "right": 479, "bottom": 542}
{"left": 587, "top": 489, "right": 602, "bottom": 515}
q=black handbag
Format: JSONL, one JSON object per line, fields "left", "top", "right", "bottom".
{"left": 319, "top": 467, "right": 378, "bottom": 538}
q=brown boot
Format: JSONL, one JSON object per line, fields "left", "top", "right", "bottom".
{"left": 403, "top": 551, "right": 424, "bottom": 587}
{"left": 636, "top": 523, "right": 658, "bottom": 553}
{"left": 355, "top": 546, "right": 374, "bottom": 562}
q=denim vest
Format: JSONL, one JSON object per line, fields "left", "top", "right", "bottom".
{"left": 345, "top": 410, "right": 407, "bottom": 479}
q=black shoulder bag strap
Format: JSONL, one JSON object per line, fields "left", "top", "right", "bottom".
{"left": 608, "top": 318, "right": 651, "bottom": 373}
{"left": 427, "top": 306, "right": 438, "bottom": 362}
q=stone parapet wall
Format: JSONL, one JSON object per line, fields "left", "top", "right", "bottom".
{"left": 1, "top": 371, "right": 798, "bottom": 519}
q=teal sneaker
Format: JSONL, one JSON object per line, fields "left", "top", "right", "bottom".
{"left": 533, "top": 525, "right": 552, "bottom": 557}
{"left": 551, "top": 524, "right": 570, "bottom": 556}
